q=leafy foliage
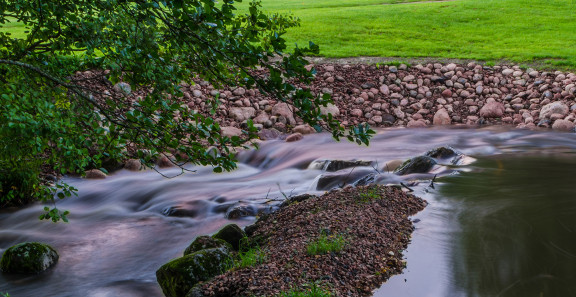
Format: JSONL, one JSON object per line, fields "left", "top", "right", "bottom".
{"left": 0, "top": 0, "right": 373, "bottom": 221}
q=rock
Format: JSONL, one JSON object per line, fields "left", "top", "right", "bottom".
{"left": 425, "top": 146, "right": 459, "bottom": 159}
{"left": 271, "top": 103, "right": 296, "bottom": 125}
{"left": 320, "top": 103, "right": 340, "bottom": 116}
{"left": 441, "top": 89, "right": 452, "bottom": 98}
{"left": 232, "top": 87, "right": 246, "bottom": 96}
{"left": 379, "top": 85, "right": 390, "bottom": 95}
{"left": 324, "top": 160, "right": 373, "bottom": 172}
{"left": 279, "top": 193, "right": 317, "bottom": 208}
{"left": 253, "top": 112, "right": 270, "bottom": 124}
{"left": 381, "top": 114, "right": 396, "bottom": 125}
{"left": 192, "top": 90, "right": 203, "bottom": 98}
{"left": 479, "top": 102, "right": 505, "bottom": 118}
{"left": 407, "top": 120, "right": 427, "bottom": 128}
{"left": 433, "top": 108, "right": 451, "bottom": 125}
{"left": 383, "top": 159, "right": 404, "bottom": 172}
{"left": 502, "top": 69, "right": 514, "bottom": 76}
{"left": 394, "top": 156, "right": 437, "bottom": 175}
{"left": 124, "top": 159, "right": 142, "bottom": 171}
{"left": 212, "top": 224, "right": 246, "bottom": 251}
{"left": 156, "top": 248, "right": 232, "bottom": 297}
{"left": 85, "top": 169, "right": 106, "bottom": 179}
{"left": 293, "top": 124, "right": 316, "bottom": 134}
{"left": 221, "top": 126, "right": 243, "bottom": 138}
{"left": 389, "top": 66, "right": 398, "bottom": 73}
{"left": 229, "top": 107, "right": 256, "bottom": 122}
{"left": 258, "top": 128, "right": 282, "bottom": 140}
{"left": 552, "top": 119, "right": 575, "bottom": 131}
{"left": 540, "top": 102, "right": 569, "bottom": 119}
{"left": 226, "top": 205, "right": 257, "bottom": 219}
{"left": 113, "top": 82, "right": 132, "bottom": 95}
{"left": 184, "top": 236, "right": 232, "bottom": 256}
{"left": 285, "top": 133, "right": 303, "bottom": 142}
{"left": 0, "top": 242, "right": 59, "bottom": 274}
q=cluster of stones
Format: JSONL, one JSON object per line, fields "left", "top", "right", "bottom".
{"left": 155, "top": 224, "right": 247, "bottom": 297}
{"left": 182, "top": 63, "right": 576, "bottom": 133}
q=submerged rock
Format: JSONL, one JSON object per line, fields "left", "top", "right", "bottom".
{"left": 0, "top": 242, "right": 59, "bottom": 274}
{"left": 309, "top": 160, "right": 373, "bottom": 172}
{"left": 394, "top": 156, "right": 437, "bottom": 175}
{"left": 225, "top": 205, "right": 257, "bottom": 219}
{"left": 316, "top": 168, "right": 376, "bottom": 191}
{"left": 184, "top": 236, "right": 232, "bottom": 256}
{"left": 212, "top": 224, "right": 246, "bottom": 251}
{"left": 424, "top": 146, "right": 459, "bottom": 159}
{"left": 156, "top": 248, "right": 232, "bottom": 297}
{"left": 279, "top": 193, "right": 317, "bottom": 208}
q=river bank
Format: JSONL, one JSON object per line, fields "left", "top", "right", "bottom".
{"left": 173, "top": 61, "right": 576, "bottom": 136}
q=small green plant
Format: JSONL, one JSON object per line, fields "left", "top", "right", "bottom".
{"left": 1, "top": 292, "right": 10, "bottom": 297}
{"left": 306, "top": 233, "right": 346, "bottom": 255}
{"left": 356, "top": 186, "right": 381, "bottom": 204}
{"left": 235, "top": 246, "right": 267, "bottom": 269}
{"left": 278, "top": 283, "right": 333, "bottom": 297}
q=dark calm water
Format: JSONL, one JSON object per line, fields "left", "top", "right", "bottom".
{"left": 1, "top": 128, "right": 576, "bottom": 297}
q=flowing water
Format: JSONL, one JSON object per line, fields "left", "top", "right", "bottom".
{"left": 1, "top": 128, "right": 576, "bottom": 297}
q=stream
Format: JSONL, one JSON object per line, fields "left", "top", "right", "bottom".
{"left": 1, "top": 127, "right": 576, "bottom": 297}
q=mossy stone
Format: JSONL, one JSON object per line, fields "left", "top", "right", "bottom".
{"left": 184, "top": 236, "right": 232, "bottom": 256}
{"left": 393, "top": 156, "right": 437, "bottom": 175}
{"left": 156, "top": 248, "right": 232, "bottom": 297}
{"left": 0, "top": 242, "right": 59, "bottom": 274}
{"left": 212, "top": 224, "right": 246, "bottom": 251}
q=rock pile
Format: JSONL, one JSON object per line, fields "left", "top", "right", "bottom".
{"left": 180, "top": 63, "right": 576, "bottom": 133}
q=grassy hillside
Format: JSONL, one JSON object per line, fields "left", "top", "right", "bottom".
{"left": 247, "top": 0, "right": 576, "bottom": 68}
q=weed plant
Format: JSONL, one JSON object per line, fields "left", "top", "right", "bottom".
{"left": 306, "top": 233, "right": 346, "bottom": 255}
{"left": 278, "top": 283, "right": 333, "bottom": 297}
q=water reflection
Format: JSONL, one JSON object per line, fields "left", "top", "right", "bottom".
{"left": 444, "top": 156, "right": 576, "bottom": 297}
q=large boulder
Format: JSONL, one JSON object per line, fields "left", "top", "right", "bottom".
{"left": 0, "top": 242, "right": 59, "bottom": 274}
{"left": 394, "top": 156, "right": 437, "bottom": 175}
{"left": 479, "top": 102, "right": 505, "bottom": 118}
{"left": 212, "top": 224, "right": 246, "bottom": 251}
{"left": 540, "top": 102, "right": 569, "bottom": 119}
{"left": 156, "top": 248, "right": 232, "bottom": 297}
{"left": 271, "top": 103, "right": 296, "bottom": 125}
{"left": 184, "top": 236, "right": 232, "bottom": 256}
{"left": 229, "top": 107, "right": 256, "bottom": 122}
{"left": 432, "top": 108, "right": 451, "bottom": 125}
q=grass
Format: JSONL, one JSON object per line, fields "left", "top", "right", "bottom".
{"left": 306, "top": 233, "right": 347, "bottom": 255}
{"left": 4, "top": 1, "right": 576, "bottom": 68}
{"left": 278, "top": 283, "right": 333, "bottom": 297}
{"left": 356, "top": 186, "right": 381, "bottom": 204}
{"left": 235, "top": 246, "right": 267, "bottom": 269}
{"left": 239, "top": 0, "right": 576, "bottom": 68}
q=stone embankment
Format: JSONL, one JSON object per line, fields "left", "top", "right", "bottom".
{"left": 183, "top": 62, "right": 576, "bottom": 135}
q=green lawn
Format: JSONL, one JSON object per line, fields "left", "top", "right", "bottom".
{"left": 3, "top": 0, "right": 576, "bottom": 68}
{"left": 244, "top": 0, "right": 576, "bottom": 68}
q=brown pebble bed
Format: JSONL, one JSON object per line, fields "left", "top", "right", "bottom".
{"left": 199, "top": 185, "right": 427, "bottom": 297}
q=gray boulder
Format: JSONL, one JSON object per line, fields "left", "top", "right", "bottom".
{"left": 394, "top": 156, "right": 437, "bottom": 175}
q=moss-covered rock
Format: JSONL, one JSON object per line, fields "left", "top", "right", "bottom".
{"left": 212, "top": 224, "right": 246, "bottom": 251}
{"left": 0, "top": 242, "right": 59, "bottom": 274}
{"left": 156, "top": 248, "right": 232, "bottom": 297}
{"left": 186, "top": 284, "right": 206, "bottom": 297}
{"left": 184, "top": 236, "right": 232, "bottom": 256}
{"left": 394, "top": 156, "right": 437, "bottom": 175}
